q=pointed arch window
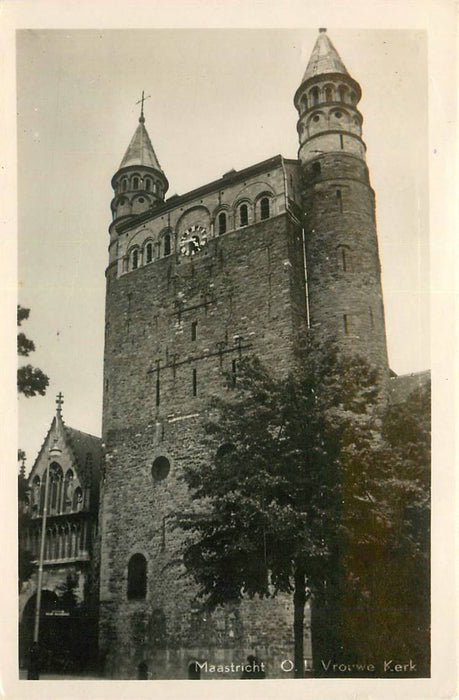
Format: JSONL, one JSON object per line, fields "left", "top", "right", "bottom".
{"left": 63, "top": 470, "right": 74, "bottom": 513}
{"left": 127, "top": 553, "right": 147, "bottom": 600}
{"left": 239, "top": 204, "right": 248, "bottom": 228}
{"left": 260, "top": 197, "right": 270, "bottom": 220}
{"left": 49, "top": 463, "right": 63, "bottom": 514}
{"left": 218, "top": 212, "right": 227, "bottom": 235}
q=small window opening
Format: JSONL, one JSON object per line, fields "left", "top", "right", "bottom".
{"left": 231, "top": 359, "right": 237, "bottom": 386}
{"left": 133, "top": 177, "right": 139, "bottom": 190}
{"left": 132, "top": 249, "right": 139, "bottom": 270}
{"left": 311, "top": 86, "right": 319, "bottom": 106}
{"left": 369, "top": 307, "right": 374, "bottom": 328}
{"left": 343, "top": 314, "right": 349, "bottom": 335}
{"left": 340, "top": 134, "right": 344, "bottom": 149}
{"left": 260, "top": 197, "right": 270, "bottom": 220}
{"left": 312, "top": 114, "right": 320, "bottom": 123}
{"left": 239, "top": 204, "right": 248, "bottom": 227}
{"left": 122, "top": 179, "right": 127, "bottom": 192}
{"left": 138, "top": 197, "right": 145, "bottom": 204}
{"left": 192, "top": 368, "right": 197, "bottom": 397}
{"left": 191, "top": 321, "right": 197, "bottom": 341}
{"left": 164, "top": 233, "right": 171, "bottom": 256}
{"left": 145, "top": 179, "right": 151, "bottom": 192}
{"left": 312, "top": 162, "right": 321, "bottom": 177}
{"left": 218, "top": 212, "right": 227, "bottom": 235}
{"left": 152, "top": 456, "right": 170, "bottom": 481}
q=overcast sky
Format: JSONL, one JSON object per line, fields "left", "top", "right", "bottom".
{"left": 17, "top": 27, "right": 430, "bottom": 469}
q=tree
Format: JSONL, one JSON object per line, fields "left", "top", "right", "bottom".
{"left": 179, "top": 345, "right": 430, "bottom": 677}
{"left": 17, "top": 305, "right": 49, "bottom": 397}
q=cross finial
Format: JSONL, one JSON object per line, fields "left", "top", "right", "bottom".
{"left": 136, "top": 90, "right": 151, "bottom": 123}
{"left": 56, "top": 391, "right": 64, "bottom": 416}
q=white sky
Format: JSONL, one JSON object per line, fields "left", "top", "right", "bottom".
{"left": 17, "top": 27, "right": 430, "bottom": 468}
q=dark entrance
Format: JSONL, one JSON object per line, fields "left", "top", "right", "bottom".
{"left": 19, "top": 589, "right": 93, "bottom": 672}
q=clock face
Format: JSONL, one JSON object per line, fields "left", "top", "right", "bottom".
{"left": 180, "top": 225, "right": 208, "bottom": 257}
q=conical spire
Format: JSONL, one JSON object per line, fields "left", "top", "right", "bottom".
{"left": 119, "top": 116, "right": 164, "bottom": 173}
{"left": 301, "top": 29, "right": 349, "bottom": 83}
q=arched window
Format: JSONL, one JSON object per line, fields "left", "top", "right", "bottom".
{"left": 239, "top": 204, "right": 248, "bottom": 227}
{"left": 300, "top": 94, "right": 308, "bottom": 112}
{"left": 72, "top": 486, "right": 83, "bottom": 512}
{"left": 164, "top": 233, "right": 171, "bottom": 256}
{"left": 339, "top": 85, "right": 348, "bottom": 103}
{"left": 218, "top": 212, "right": 227, "bottom": 235}
{"left": 260, "top": 197, "right": 270, "bottom": 220}
{"left": 131, "top": 248, "right": 139, "bottom": 270}
{"left": 127, "top": 553, "right": 147, "bottom": 600}
{"left": 32, "top": 476, "right": 40, "bottom": 513}
{"left": 145, "top": 179, "right": 151, "bottom": 192}
{"left": 310, "top": 86, "right": 319, "bottom": 106}
{"left": 145, "top": 242, "right": 153, "bottom": 264}
{"left": 312, "top": 162, "right": 321, "bottom": 178}
{"left": 63, "top": 470, "right": 74, "bottom": 513}
{"left": 324, "top": 85, "right": 334, "bottom": 102}
{"left": 122, "top": 179, "right": 127, "bottom": 192}
{"left": 133, "top": 177, "right": 139, "bottom": 190}
{"left": 49, "top": 463, "right": 63, "bottom": 514}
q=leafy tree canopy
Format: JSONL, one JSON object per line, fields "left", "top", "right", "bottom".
{"left": 17, "top": 305, "right": 49, "bottom": 397}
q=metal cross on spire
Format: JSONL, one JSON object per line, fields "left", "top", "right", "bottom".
{"left": 136, "top": 90, "right": 151, "bottom": 123}
{"left": 56, "top": 391, "right": 64, "bottom": 416}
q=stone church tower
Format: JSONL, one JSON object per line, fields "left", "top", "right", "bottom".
{"left": 98, "top": 30, "right": 389, "bottom": 679}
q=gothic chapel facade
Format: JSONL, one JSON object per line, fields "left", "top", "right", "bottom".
{"left": 98, "top": 30, "right": 390, "bottom": 679}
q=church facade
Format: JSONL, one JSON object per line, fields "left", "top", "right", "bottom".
{"left": 98, "top": 30, "right": 391, "bottom": 679}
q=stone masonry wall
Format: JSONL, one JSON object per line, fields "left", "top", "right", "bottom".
{"left": 99, "top": 211, "right": 311, "bottom": 678}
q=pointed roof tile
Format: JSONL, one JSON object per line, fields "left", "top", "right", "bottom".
{"left": 301, "top": 29, "right": 349, "bottom": 83}
{"left": 119, "top": 118, "right": 164, "bottom": 173}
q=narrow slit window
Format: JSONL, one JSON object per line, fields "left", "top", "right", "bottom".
{"left": 340, "top": 134, "right": 344, "bottom": 149}
{"left": 343, "top": 314, "right": 349, "bottom": 334}
{"left": 336, "top": 189, "right": 343, "bottom": 213}
{"left": 156, "top": 370, "right": 160, "bottom": 407}
{"left": 192, "top": 369, "right": 197, "bottom": 397}
{"left": 191, "top": 321, "right": 197, "bottom": 341}
{"left": 231, "top": 359, "right": 237, "bottom": 387}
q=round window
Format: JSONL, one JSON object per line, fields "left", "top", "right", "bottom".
{"left": 138, "top": 197, "right": 145, "bottom": 203}
{"left": 312, "top": 115, "right": 320, "bottom": 123}
{"left": 334, "top": 111, "right": 342, "bottom": 118}
{"left": 152, "top": 456, "right": 170, "bottom": 481}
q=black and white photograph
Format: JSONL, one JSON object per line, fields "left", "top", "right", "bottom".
{"left": 2, "top": 1, "right": 456, "bottom": 698}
